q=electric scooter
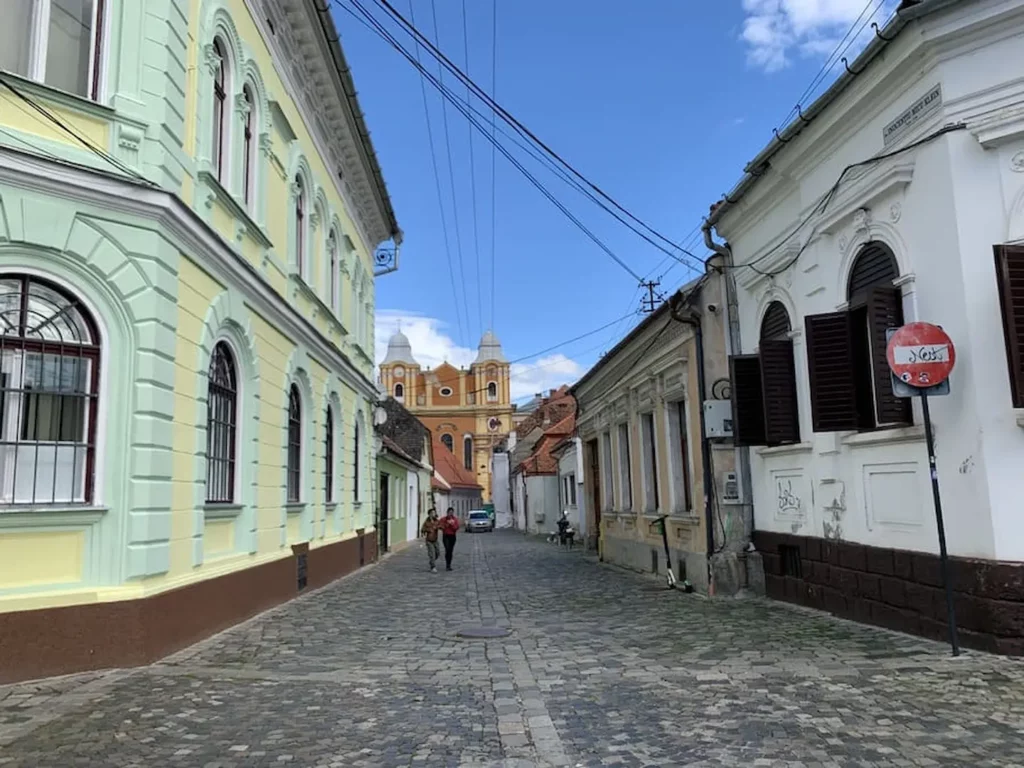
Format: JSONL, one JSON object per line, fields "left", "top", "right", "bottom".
{"left": 656, "top": 514, "right": 693, "bottom": 591}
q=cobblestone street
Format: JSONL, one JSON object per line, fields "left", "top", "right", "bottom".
{"left": 3, "top": 532, "right": 1024, "bottom": 767}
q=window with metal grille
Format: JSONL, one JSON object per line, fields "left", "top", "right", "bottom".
{"left": 640, "top": 413, "right": 659, "bottom": 512}
{"left": 286, "top": 384, "right": 301, "bottom": 503}
{"left": 205, "top": 342, "right": 237, "bottom": 503}
{"left": 780, "top": 544, "right": 803, "bottom": 578}
{"left": 463, "top": 436, "right": 473, "bottom": 471}
{"left": 617, "top": 422, "right": 631, "bottom": 510}
{"left": 994, "top": 244, "right": 1024, "bottom": 408}
{"left": 804, "top": 241, "right": 911, "bottom": 432}
{"left": 353, "top": 419, "right": 360, "bottom": 501}
{"left": 730, "top": 300, "right": 801, "bottom": 447}
{"left": 325, "top": 404, "right": 334, "bottom": 503}
{"left": 0, "top": 275, "right": 99, "bottom": 505}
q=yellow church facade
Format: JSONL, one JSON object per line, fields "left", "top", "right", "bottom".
{"left": 379, "top": 332, "right": 513, "bottom": 501}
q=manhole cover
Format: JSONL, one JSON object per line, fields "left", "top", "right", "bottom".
{"left": 456, "top": 627, "right": 512, "bottom": 639}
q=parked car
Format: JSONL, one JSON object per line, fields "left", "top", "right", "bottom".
{"left": 466, "top": 510, "right": 494, "bottom": 533}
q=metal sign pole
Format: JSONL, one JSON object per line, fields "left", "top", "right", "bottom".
{"left": 919, "top": 391, "right": 960, "bottom": 656}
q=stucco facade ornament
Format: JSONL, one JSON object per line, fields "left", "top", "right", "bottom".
{"left": 235, "top": 92, "right": 252, "bottom": 117}
{"left": 1012, "top": 151, "right": 1024, "bottom": 173}
{"left": 853, "top": 207, "right": 872, "bottom": 233}
{"left": 309, "top": 210, "right": 321, "bottom": 230}
{"left": 838, "top": 234, "right": 848, "bottom": 253}
{"left": 289, "top": 179, "right": 302, "bottom": 199}
{"left": 890, "top": 202, "right": 902, "bottom": 223}
{"left": 202, "top": 43, "right": 222, "bottom": 76}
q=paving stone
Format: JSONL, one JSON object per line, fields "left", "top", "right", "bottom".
{"left": 2, "top": 533, "right": 1024, "bottom": 765}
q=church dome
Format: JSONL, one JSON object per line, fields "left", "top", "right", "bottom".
{"left": 383, "top": 329, "right": 417, "bottom": 365}
{"left": 475, "top": 330, "right": 507, "bottom": 363}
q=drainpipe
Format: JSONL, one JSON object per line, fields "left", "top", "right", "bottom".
{"left": 702, "top": 221, "right": 755, "bottom": 584}
{"left": 668, "top": 296, "right": 716, "bottom": 594}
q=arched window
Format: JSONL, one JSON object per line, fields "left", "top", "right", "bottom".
{"left": 441, "top": 433, "right": 454, "bottom": 453}
{"left": 327, "top": 230, "right": 338, "bottom": 310}
{"left": 353, "top": 418, "right": 361, "bottom": 501}
{"left": 804, "top": 240, "right": 909, "bottom": 432}
{"left": 242, "top": 84, "right": 255, "bottom": 207}
{"left": 286, "top": 384, "right": 301, "bottom": 503}
{"left": 486, "top": 381, "right": 497, "bottom": 401}
{"left": 464, "top": 436, "right": 473, "bottom": 471}
{"left": 205, "top": 342, "right": 238, "bottom": 503}
{"left": 394, "top": 382, "right": 404, "bottom": 401}
{"left": 0, "top": 275, "right": 100, "bottom": 505}
{"left": 212, "top": 38, "right": 229, "bottom": 183}
{"left": 294, "top": 175, "right": 306, "bottom": 277}
{"left": 730, "top": 301, "right": 800, "bottom": 447}
{"left": 325, "top": 404, "right": 334, "bottom": 503}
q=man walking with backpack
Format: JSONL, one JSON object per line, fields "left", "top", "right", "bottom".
{"left": 421, "top": 508, "right": 441, "bottom": 573}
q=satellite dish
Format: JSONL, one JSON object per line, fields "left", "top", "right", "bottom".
{"left": 373, "top": 406, "right": 388, "bottom": 426}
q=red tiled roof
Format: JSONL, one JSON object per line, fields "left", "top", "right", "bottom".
{"left": 518, "top": 412, "right": 575, "bottom": 477}
{"left": 381, "top": 435, "right": 419, "bottom": 466}
{"left": 432, "top": 438, "right": 482, "bottom": 490}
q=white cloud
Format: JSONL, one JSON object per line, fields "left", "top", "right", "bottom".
{"left": 741, "top": 0, "right": 898, "bottom": 72}
{"left": 375, "top": 310, "right": 584, "bottom": 401}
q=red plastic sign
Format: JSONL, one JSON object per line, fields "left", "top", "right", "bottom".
{"left": 886, "top": 322, "right": 956, "bottom": 388}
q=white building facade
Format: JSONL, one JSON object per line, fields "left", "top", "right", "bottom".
{"left": 709, "top": 0, "right": 1024, "bottom": 653}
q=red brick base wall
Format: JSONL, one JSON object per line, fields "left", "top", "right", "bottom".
{"left": 0, "top": 532, "right": 378, "bottom": 684}
{"left": 755, "top": 531, "right": 1024, "bottom": 656}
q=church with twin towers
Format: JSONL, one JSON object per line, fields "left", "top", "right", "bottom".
{"left": 379, "top": 329, "right": 514, "bottom": 502}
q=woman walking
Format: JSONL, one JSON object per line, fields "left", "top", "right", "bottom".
{"left": 440, "top": 507, "right": 460, "bottom": 571}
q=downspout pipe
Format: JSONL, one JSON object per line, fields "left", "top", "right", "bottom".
{"left": 669, "top": 296, "right": 716, "bottom": 594}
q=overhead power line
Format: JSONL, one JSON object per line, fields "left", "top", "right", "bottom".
{"left": 360, "top": 0, "right": 706, "bottom": 271}
{"left": 427, "top": 0, "right": 472, "bottom": 345}
{"left": 488, "top": 0, "right": 497, "bottom": 331}
{"left": 461, "top": 0, "right": 484, "bottom": 335}
{"left": 340, "top": 0, "right": 645, "bottom": 282}
{"left": 408, "top": 0, "right": 466, "bottom": 347}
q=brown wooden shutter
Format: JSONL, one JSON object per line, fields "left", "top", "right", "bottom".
{"left": 994, "top": 244, "right": 1024, "bottom": 408}
{"left": 760, "top": 339, "right": 800, "bottom": 445}
{"left": 804, "top": 312, "right": 858, "bottom": 432}
{"left": 868, "top": 286, "right": 912, "bottom": 426}
{"left": 730, "top": 355, "right": 767, "bottom": 446}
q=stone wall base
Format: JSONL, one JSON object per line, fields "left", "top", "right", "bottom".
{"left": 754, "top": 531, "right": 1024, "bottom": 656}
{"left": 0, "top": 532, "right": 378, "bottom": 684}
{"left": 601, "top": 533, "right": 709, "bottom": 594}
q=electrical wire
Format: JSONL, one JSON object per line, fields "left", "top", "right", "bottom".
{"left": 488, "top": 0, "right": 497, "bottom": 332}
{"left": 428, "top": 0, "right": 472, "bottom": 345}
{"left": 461, "top": 0, "right": 484, "bottom": 335}
{"left": 0, "top": 73, "right": 153, "bottom": 186}
{"left": 341, "top": 0, "right": 645, "bottom": 283}
{"left": 335, "top": 0, "right": 687, "bottom": 281}
{"left": 407, "top": 0, "right": 466, "bottom": 348}
{"left": 727, "top": 122, "right": 966, "bottom": 277}
{"left": 362, "top": 0, "right": 706, "bottom": 271}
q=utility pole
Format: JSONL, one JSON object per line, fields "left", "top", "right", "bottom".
{"left": 640, "top": 280, "right": 661, "bottom": 314}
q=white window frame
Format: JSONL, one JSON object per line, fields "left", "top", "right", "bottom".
{"left": 11, "top": 0, "right": 107, "bottom": 102}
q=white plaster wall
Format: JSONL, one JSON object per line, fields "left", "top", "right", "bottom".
{"left": 717, "top": 0, "right": 1024, "bottom": 561}
{"left": 492, "top": 452, "right": 512, "bottom": 527}
{"left": 526, "top": 475, "right": 560, "bottom": 535}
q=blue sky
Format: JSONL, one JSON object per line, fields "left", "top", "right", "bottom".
{"left": 337, "top": 0, "right": 895, "bottom": 400}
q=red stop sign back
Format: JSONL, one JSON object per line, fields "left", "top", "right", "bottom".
{"left": 886, "top": 322, "right": 956, "bottom": 388}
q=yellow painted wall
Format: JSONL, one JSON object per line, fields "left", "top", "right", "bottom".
{"left": 182, "top": 0, "right": 376, "bottom": 303}
{"left": 0, "top": 531, "right": 84, "bottom": 588}
{"left": 203, "top": 518, "right": 235, "bottom": 559}
{"left": 0, "top": 88, "right": 109, "bottom": 151}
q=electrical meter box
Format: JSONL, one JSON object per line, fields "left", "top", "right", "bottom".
{"left": 703, "top": 400, "right": 734, "bottom": 438}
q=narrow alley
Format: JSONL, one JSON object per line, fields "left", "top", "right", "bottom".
{"left": 2, "top": 533, "right": 1024, "bottom": 767}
